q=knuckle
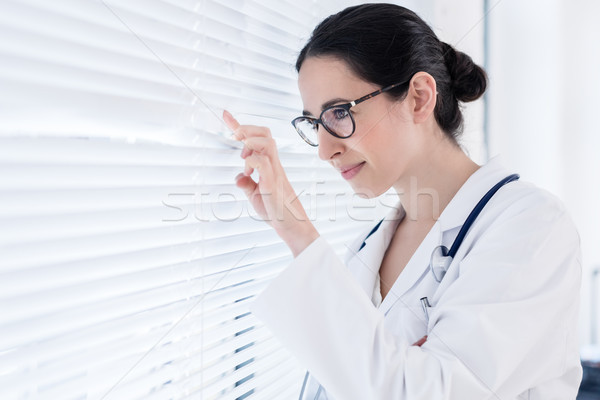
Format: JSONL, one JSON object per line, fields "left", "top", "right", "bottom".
{"left": 261, "top": 138, "right": 275, "bottom": 154}
{"left": 250, "top": 137, "right": 274, "bottom": 153}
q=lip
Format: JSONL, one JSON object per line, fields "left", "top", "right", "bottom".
{"left": 339, "top": 162, "right": 365, "bottom": 180}
{"left": 338, "top": 162, "right": 364, "bottom": 173}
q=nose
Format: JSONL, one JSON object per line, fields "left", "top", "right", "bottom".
{"left": 317, "top": 124, "right": 344, "bottom": 161}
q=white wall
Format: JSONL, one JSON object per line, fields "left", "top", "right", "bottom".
{"left": 488, "top": 0, "right": 600, "bottom": 348}
{"left": 562, "top": 0, "right": 600, "bottom": 349}
{"left": 432, "top": 0, "right": 487, "bottom": 164}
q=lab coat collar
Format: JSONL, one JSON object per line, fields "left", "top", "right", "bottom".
{"left": 436, "top": 155, "right": 516, "bottom": 232}
{"left": 345, "top": 155, "right": 516, "bottom": 312}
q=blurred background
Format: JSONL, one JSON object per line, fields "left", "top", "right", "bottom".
{"left": 0, "top": 0, "right": 598, "bottom": 398}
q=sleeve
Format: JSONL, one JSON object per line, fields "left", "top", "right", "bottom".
{"left": 248, "top": 197, "right": 582, "bottom": 400}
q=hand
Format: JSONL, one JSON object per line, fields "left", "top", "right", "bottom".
{"left": 223, "top": 110, "right": 319, "bottom": 257}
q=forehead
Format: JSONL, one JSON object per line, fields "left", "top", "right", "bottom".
{"left": 297, "top": 56, "right": 376, "bottom": 116}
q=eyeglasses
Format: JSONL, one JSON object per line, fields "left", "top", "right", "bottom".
{"left": 291, "top": 81, "right": 408, "bottom": 147}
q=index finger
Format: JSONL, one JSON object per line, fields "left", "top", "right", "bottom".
{"left": 223, "top": 109, "right": 240, "bottom": 135}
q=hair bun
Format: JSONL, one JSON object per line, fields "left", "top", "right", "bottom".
{"left": 440, "top": 41, "right": 487, "bottom": 102}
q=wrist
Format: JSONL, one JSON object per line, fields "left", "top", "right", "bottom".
{"left": 280, "top": 222, "right": 320, "bottom": 258}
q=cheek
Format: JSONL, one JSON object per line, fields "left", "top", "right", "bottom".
{"left": 351, "top": 110, "right": 416, "bottom": 170}
{"left": 360, "top": 124, "right": 408, "bottom": 165}
{"left": 362, "top": 125, "right": 415, "bottom": 181}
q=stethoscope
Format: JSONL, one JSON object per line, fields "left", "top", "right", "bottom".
{"left": 429, "top": 173, "right": 520, "bottom": 283}
{"left": 421, "top": 173, "right": 520, "bottom": 323}
{"left": 300, "top": 173, "right": 520, "bottom": 400}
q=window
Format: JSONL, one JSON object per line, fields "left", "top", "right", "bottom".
{"left": 0, "top": 0, "right": 394, "bottom": 398}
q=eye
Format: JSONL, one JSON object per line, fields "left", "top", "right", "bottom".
{"left": 332, "top": 108, "right": 349, "bottom": 120}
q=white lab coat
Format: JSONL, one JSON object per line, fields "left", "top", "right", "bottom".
{"left": 249, "top": 156, "right": 582, "bottom": 400}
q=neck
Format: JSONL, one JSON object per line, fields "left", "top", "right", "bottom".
{"left": 392, "top": 136, "right": 480, "bottom": 225}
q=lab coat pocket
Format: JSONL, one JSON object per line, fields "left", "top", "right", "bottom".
{"left": 384, "top": 304, "right": 430, "bottom": 346}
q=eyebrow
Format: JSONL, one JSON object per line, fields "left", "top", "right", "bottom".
{"left": 302, "top": 97, "right": 350, "bottom": 116}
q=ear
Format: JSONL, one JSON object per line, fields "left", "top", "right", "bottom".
{"left": 407, "top": 72, "right": 437, "bottom": 124}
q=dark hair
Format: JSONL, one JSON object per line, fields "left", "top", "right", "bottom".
{"left": 295, "top": 3, "right": 487, "bottom": 143}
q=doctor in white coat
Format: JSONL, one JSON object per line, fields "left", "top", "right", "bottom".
{"left": 224, "top": 4, "right": 582, "bottom": 399}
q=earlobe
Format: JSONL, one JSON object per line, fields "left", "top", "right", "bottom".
{"left": 408, "top": 72, "right": 437, "bottom": 124}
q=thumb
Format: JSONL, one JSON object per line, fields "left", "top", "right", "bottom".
{"left": 235, "top": 172, "right": 257, "bottom": 195}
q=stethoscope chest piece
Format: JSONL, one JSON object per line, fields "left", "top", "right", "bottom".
{"left": 430, "top": 245, "right": 452, "bottom": 283}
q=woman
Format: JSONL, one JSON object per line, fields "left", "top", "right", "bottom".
{"left": 224, "top": 4, "right": 582, "bottom": 399}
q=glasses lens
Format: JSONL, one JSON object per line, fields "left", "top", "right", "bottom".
{"left": 322, "top": 107, "right": 354, "bottom": 137}
{"left": 293, "top": 118, "right": 318, "bottom": 146}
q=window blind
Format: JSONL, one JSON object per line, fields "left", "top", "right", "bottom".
{"left": 0, "top": 0, "right": 392, "bottom": 399}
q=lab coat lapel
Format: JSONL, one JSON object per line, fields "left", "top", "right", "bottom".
{"left": 378, "top": 221, "right": 442, "bottom": 315}
{"left": 345, "top": 237, "right": 384, "bottom": 299}
{"left": 345, "top": 205, "right": 403, "bottom": 299}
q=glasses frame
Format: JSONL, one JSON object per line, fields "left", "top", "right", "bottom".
{"left": 291, "top": 80, "right": 408, "bottom": 147}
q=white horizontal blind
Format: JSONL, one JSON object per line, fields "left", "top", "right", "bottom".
{"left": 0, "top": 0, "right": 389, "bottom": 399}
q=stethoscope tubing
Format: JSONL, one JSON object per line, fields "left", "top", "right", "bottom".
{"left": 446, "top": 173, "right": 520, "bottom": 259}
